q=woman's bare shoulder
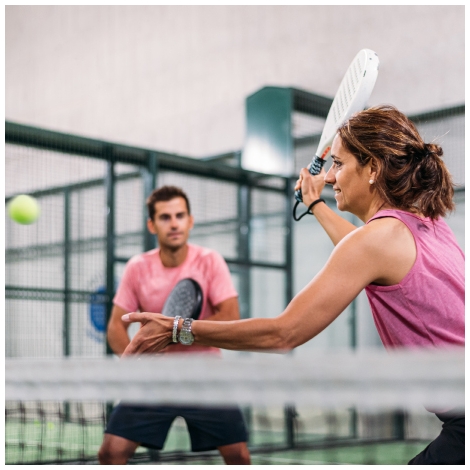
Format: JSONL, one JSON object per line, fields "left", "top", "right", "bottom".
{"left": 338, "top": 217, "right": 416, "bottom": 261}
{"left": 338, "top": 216, "right": 405, "bottom": 248}
{"left": 336, "top": 216, "right": 416, "bottom": 285}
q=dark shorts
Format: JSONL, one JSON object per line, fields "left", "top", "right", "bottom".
{"left": 408, "top": 409, "right": 465, "bottom": 465}
{"left": 105, "top": 403, "right": 249, "bottom": 452}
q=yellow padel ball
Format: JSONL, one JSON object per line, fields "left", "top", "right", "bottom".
{"left": 7, "top": 194, "right": 41, "bottom": 225}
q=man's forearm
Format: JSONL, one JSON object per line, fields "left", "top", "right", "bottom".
{"left": 107, "top": 324, "right": 131, "bottom": 356}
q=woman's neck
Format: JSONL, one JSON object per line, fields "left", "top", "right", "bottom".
{"left": 358, "top": 200, "right": 392, "bottom": 223}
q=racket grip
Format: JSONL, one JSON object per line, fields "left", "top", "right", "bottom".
{"left": 294, "top": 156, "right": 327, "bottom": 202}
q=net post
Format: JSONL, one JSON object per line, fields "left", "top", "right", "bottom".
{"left": 284, "top": 405, "right": 297, "bottom": 448}
{"left": 393, "top": 410, "right": 406, "bottom": 441}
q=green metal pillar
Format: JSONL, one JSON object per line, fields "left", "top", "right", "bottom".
{"left": 142, "top": 151, "right": 158, "bottom": 252}
{"left": 105, "top": 149, "right": 115, "bottom": 356}
{"left": 237, "top": 184, "right": 251, "bottom": 320}
{"left": 63, "top": 188, "right": 71, "bottom": 357}
{"left": 242, "top": 87, "right": 293, "bottom": 176}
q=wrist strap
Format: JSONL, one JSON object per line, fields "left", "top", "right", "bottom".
{"left": 172, "top": 316, "right": 181, "bottom": 343}
{"left": 293, "top": 198, "right": 325, "bottom": 221}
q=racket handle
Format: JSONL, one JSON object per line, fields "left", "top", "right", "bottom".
{"left": 294, "top": 156, "right": 327, "bottom": 202}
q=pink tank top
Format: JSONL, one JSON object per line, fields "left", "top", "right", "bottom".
{"left": 114, "top": 244, "right": 238, "bottom": 355}
{"left": 365, "top": 210, "right": 464, "bottom": 349}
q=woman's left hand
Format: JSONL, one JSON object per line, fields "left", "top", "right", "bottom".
{"left": 121, "top": 312, "right": 174, "bottom": 356}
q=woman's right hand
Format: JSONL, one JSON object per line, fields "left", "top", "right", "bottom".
{"left": 121, "top": 312, "right": 174, "bottom": 356}
{"left": 295, "top": 167, "right": 327, "bottom": 206}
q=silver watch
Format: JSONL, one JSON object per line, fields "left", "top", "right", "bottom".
{"left": 178, "top": 318, "right": 194, "bottom": 346}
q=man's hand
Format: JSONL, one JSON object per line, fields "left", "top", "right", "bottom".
{"left": 122, "top": 312, "right": 174, "bottom": 356}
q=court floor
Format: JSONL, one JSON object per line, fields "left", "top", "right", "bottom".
{"left": 6, "top": 418, "right": 429, "bottom": 465}
{"left": 134, "top": 441, "right": 428, "bottom": 465}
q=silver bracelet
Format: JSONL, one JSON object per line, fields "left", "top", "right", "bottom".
{"left": 172, "top": 316, "right": 181, "bottom": 343}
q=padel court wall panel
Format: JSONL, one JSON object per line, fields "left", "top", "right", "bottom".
{"left": 5, "top": 133, "right": 292, "bottom": 360}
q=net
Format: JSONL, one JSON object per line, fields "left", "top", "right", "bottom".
{"left": 5, "top": 349, "right": 464, "bottom": 465}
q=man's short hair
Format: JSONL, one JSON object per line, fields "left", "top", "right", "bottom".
{"left": 146, "top": 186, "right": 191, "bottom": 220}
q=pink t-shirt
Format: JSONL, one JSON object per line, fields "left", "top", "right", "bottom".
{"left": 365, "top": 210, "right": 464, "bottom": 349}
{"left": 114, "top": 243, "right": 238, "bottom": 354}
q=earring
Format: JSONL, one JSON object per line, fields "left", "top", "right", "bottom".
{"left": 369, "top": 179, "right": 374, "bottom": 184}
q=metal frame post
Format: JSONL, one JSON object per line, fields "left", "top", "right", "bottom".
{"left": 63, "top": 188, "right": 71, "bottom": 357}
{"left": 142, "top": 151, "right": 158, "bottom": 251}
{"left": 237, "top": 184, "right": 251, "bottom": 319}
{"left": 237, "top": 183, "right": 253, "bottom": 437}
{"left": 105, "top": 149, "right": 115, "bottom": 356}
{"left": 284, "top": 178, "right": 296, "bottom": 448}
{"left": 63, "top": 187, "right": 72, "bottom": 421}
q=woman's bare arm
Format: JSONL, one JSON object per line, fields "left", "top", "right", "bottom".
{"left": 122, "top": 217, "right": 415, "bottom": 355}
{"left": 122, "top": 223, "right": 400, "bottom": 355}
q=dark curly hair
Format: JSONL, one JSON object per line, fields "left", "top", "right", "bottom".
{"left": 146, "top": 185, "right": 191, "bottom": 221}
{"left": 337, "top": 105, "right": 455, "bottom": 220}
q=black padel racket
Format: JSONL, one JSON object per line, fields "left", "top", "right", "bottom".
{"left": 162, "top": 278, "right": 203, "bottom": 319}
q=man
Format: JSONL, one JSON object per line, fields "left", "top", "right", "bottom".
{"left": 98, "top": 185, "right": 250, "bottom": 465}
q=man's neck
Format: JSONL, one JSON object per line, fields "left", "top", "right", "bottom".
{"left": 159, "top": 243, "right": 189, "bottom": 268}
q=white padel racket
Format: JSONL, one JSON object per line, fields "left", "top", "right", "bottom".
{"left": 294, "top": 49, "right": 380, "bottom": 220}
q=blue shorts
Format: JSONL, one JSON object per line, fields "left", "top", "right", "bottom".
{"left": 105, "top": 403, "right": 249, "bottom": 452}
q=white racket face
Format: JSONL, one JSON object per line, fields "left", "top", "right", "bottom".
{"left": 316, "top": 49, "right": 379, "bottom": 160}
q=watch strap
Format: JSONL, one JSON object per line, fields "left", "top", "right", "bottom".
{"left": 179, "top": 318, "right": 194, "bottom": 345}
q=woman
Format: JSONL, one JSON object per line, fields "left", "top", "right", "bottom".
{"left": 122, "top": 105, "right": 464, "bottom": 464}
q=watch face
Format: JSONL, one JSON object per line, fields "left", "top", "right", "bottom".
{"left": 179, "top": 319, "right": 194, "bottom": 345}
{"left": 179, "top": 330, "right": 194, "bottom": 345}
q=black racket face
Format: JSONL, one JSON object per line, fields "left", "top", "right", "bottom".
{"left": 162, "top": 278, "right": 202, "bottom": 319}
